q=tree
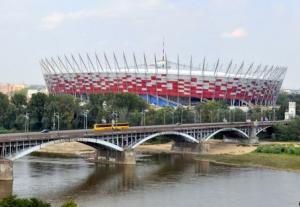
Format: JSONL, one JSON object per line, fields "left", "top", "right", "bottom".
{"left": 44, "top": 95, "right": 78, "bottom": 130}
{"left": 195, "top": 100, "right": 227, "bottom": 122}
{"left": 0, "top": 92, "right": 9, "bottom": 127}
{"left": 11, "top": 93, "right": 27, "bottom": 109}
{"left": 28, "top": 93, "right": 48, "bottom": 130}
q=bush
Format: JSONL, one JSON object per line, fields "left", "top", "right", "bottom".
{"left": 61, "top": 201, "right": 78, "bottom": 207}
{"left": 0, "top": 196, "right": 78, "bottom": 207}
{"left": 256, "top": 144, "right": 300, "bottom": 155}
{"left": 0, "top": 195, "right": 51, "bottom": 207}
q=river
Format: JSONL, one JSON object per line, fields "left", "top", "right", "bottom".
{"left": 1, "top": 154, "right": 300, "bottom": 207}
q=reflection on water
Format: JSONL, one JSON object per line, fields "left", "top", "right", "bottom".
{"left": 5, "top": 154, "right": 300, "bottom": 207}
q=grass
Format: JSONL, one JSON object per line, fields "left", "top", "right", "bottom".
{"left": 256, "top": 144, "right": 300, "bottom": 155}
{"left": 196, "top": 152, "right": 300, "bottom": 171}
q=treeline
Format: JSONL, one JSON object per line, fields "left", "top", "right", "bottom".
{"left": 273, "top": 117, "right": 300, "bottom": 141}
{"left": 0, "top": 91, "right": 283, "bottom": 133}
{"left": 0, "top": 92, "right": 147, "bottom": 132}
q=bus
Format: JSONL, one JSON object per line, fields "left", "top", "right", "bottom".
{"left": 93, "top": 123, "right": 129, "bottom": 131}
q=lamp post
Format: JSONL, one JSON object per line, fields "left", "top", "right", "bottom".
{"left": 53, "top": 112, "right": 60, "bottom": 132}
{"left": 180, "top": 108, "right": 183, "bottom": 124}
{"left": 24, "top": 112, "right": 29, "bottom": 133}
{"left": 111, "top": 111, "right": 118, "bottom": 126}
{"left": 163, "top": 109, "right": 166, "bottom": 125}
{"left": 171, "top": 111, "right": 175, "bottom": 124}
{"left": 199, "top": 109, "right": 202, "bottom": 123}
{"left": 141, "top": 109, "right": 148, "bottom": 126}
{"left": 83, "top": 110, "right": 89, "bottom": 133}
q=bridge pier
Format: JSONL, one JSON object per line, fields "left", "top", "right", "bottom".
{"left": 95, "top": 149, "right": 136, "bottom": 165}
{"left": 198, "top": 142, "right": 210, "bottom": 154}
{"left": 0, "top": 159, "right": 13, "bottom": 181}
{"left": 249, "top": 126, "right": 259, "bottom": 144}
{"left": 171, "top": 142, "right": 209, "bottom": 154}
{"left": 0, "top": 180, "right": 13, "bottom": 199}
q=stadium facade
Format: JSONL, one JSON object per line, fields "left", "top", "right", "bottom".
{"left": 40, "top": 53, "right": 287, "bottom": 107}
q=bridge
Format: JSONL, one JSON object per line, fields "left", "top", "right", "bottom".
{"left": 0, "top": 121, "right": 285, "bottom": 180}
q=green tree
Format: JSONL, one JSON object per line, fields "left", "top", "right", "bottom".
{"left": 11, "top": 93, "right": 27, "bottom": 109}
{"left": 0, "top": 92, "right": 9, "bottom": 127}
{"left": 44, "top": 95, "right": 78, "bottom": 130}
{"left": 28, "top": 93, "right": 48, "bottom": 130}
{"left": 195, "top": 100, "right": 227, "bottom": 122}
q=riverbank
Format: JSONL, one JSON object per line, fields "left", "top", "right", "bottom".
{"left": 34, "top": 140, "right": 256, "bottom": 157}
{"left": 32, "top": 141, "right": 300, "bottom": 172}
{"left": 34, "top": 142, "right": 95, "bottom": 158}
{"left": 196, "top": 153, "right": 300, "bottom": 172}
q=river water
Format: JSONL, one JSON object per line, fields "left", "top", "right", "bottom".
{"left": 2, "top": 154, "right": 300, "bottom": 207}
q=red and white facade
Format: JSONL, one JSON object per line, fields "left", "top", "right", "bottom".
{"left": 40, "top": 54, "right": 287, "bottom": 106}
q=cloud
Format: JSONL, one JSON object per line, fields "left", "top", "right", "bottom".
{"left": 41, "top": 10, "right": 100, "bottom": 30}
{"left": 42, "top": 12, "right": 65, "bottom": 30}
{"left": 41, "top": 0, "right": 165, "bottom": 30}
{"left": 221, "top": 27, "right": 247, "bottom": 39}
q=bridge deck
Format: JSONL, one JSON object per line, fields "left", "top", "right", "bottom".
{"left": 0, "top": 121, "right": 283, "bottom": 143}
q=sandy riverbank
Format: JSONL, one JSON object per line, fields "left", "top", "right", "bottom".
{"left": 36, "top": 142, "right": 95, "bottom": 157}
{"left": 35, "top": 140, "right": 258, "bottom": 157}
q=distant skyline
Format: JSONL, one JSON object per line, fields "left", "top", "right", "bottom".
{"left": 0, "top": 0, "right": 300, "bottom": 89}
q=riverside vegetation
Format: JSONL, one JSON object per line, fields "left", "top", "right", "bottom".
{"left": 0, "top": 195, "right": 77, "bottom": 207}
{"left": 0, "top": 91, "right": 299, "bottom": 140}
{"left": 197, "top": 143, "right": 300, "bottom": 171}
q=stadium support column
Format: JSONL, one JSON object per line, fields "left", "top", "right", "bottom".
{"left": 0, "top": 159, "right": 13, "bottom": 181}
{"left": 177, "top": 55, "right": 180, "bottom": 106}
{"left": 201, "top": 57, "right": 206, "bottom": 103}
{"left": 154, "top": 55, "right": 159, "bottom": 106}
{"left": 144, "top": 54, "right": 149, "bottom": 104}
{"left": 189, "top": 56, "right": 192, "bottom": 107}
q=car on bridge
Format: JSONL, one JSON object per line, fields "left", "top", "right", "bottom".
{"left": 41, "top": 129, "right": 49, "bottom": 133}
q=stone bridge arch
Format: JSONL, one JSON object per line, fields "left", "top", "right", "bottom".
{"left": 131, "top": 131, "right": 199, "bottom": 149}
{"left": 7, "top": 137, "right": 123, "bottom": 161}
{"left": 204, "top": 128, "right": 249, "bottom": 141}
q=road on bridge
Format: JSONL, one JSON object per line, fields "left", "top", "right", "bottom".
{"left": 0, "top": 121, "right": 283, "bottom": 143}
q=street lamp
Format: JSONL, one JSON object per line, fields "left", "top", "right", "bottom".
{"left": 141, "top": 109, "right": 148, "bottom": 126}
{"left": 53, "top": 112, "right": 60, "bottom": 132}
{"left": 180, "top": 108, "right": 183, "bottom": 124}
{"left": 163, "top": 109, "right": 166, "bottom": 125}
{"left": 171, "top": 110, "right": 175, "bottom": 124}
{"left": 83, "top": 110, "right": 89, "bottom": 133}
{"left": 24, "top": 112, "right": 29, "bottom": 133}
{"left": 199, "top": 109, "right": 202, "bottom": 123}
{"left": 111, "top": 111, "right": 118, "bottom": 126}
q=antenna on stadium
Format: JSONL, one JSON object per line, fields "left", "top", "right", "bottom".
{"left": 162, "top": 37, "right": 166, "bottom": 61}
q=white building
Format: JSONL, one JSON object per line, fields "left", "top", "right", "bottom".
{"left": 285, "top": 102, "right": 296, "bottom": 120}
{"left": 27, "top": 87, "right": 48, "bottom": 100}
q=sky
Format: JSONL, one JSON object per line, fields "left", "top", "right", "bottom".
{"left": 0, "top": 0, "right": 299, "bottom": 89}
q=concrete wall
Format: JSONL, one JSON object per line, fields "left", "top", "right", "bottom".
{"left": 0, "top": 160, "right": 13, "bottom": 181}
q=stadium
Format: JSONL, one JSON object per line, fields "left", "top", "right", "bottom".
{"left": 40, "top": 52, "right": 287, "bottom": 107}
